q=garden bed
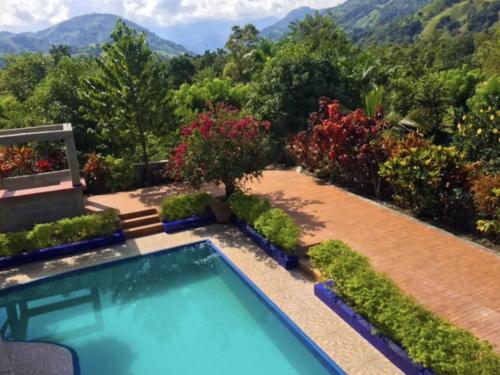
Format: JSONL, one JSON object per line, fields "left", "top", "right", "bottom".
{"left": 162, "top": 214, "right": 217, "bottom": 233}
{"left": 315, "top": 281, "right": 433, "bottom": 375}
{"left": 232, "top": 217, "right": 299, "bottom": 270}
{"left": 0, "top": 231, "right": 125, "bottom": 270}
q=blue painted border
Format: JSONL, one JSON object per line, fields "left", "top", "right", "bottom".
{"left": 0, "top": 231, "right": 125, "bottom": 270}
{"left": 231, "top": 217, "right": 299, "bottom": 269}
{"left": 5, "top": 340, "right": 81, "bottom": 375}
{"left": 0, "top": 239, "right": 345, "bottom": 375}
{"left": 315, "top": 281, "right": 434, "bottom": 375}
{"left": 162, "top": 214, "right": 216, "bottom": 233}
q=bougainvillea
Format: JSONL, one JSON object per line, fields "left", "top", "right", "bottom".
{"left": 169, "top": 103, "right": 271, "bottom": 197}
{"left": 0, "top": 146, "right": 65, "bottom": 177}
{"left": 289, "top": 98, "right": 389, "bottom": 197}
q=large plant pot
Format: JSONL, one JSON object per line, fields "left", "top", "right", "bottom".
{"left": 211, "top": 200, "right": 232, "bottom": 223}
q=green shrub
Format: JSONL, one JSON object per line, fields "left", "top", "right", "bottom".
{"left": 254, "top": 208, "right": 300, "bottom": 254}
{"left": 309, "top": 240, "right": 500, "bottom": 374}
{"left": 229, "top": 191, "right": 271, "bottom": 225}
{"left": 0, "top": 231, "right": 35, "bottom": 256}
{"left": 104, "top": 155, "right": 139, "bottom": 192}
{"left": 380, "top": 144, "right": 474, "bottom": 226}
{"left": 161, "top": 192, "right": 213, "bottom": 221}
{"left": 28, "top": 210, "right": 120, "bottom": 249}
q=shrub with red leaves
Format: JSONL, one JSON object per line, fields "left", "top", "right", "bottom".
{"left": 289, "top": 98, "right": 389, "bottom": 197}
{"left": 169, "top": 103, "right": 271, "bottom": 197}
{"left": 0, "top": 146, "right": 66, "bottom": 178}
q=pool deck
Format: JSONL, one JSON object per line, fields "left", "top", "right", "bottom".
{"left": 0, "top": 225, "right": 402, "bottom": 375}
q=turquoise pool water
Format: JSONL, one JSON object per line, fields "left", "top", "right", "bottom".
{"left": 0, "top": 241, "right": 343, "bottom": 374}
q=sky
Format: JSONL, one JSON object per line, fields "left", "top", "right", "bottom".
{"left": 0, "top": 0, "right": 345, "bottom": 33}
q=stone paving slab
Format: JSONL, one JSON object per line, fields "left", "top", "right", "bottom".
{"left": 0, "top": 226, "right": 401, "bottom": 375}
{"left": 245, "top": 170, "right": 500, "bottom": 350}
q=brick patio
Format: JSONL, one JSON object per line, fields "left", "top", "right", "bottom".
{"left": 246, "top": 170, "right": 500, "bottom": 350}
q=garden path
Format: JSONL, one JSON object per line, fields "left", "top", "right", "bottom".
{"left": 245, "top": 169, "right": 500, "bottom": 351}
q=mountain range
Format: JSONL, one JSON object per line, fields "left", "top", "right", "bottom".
{"left": 0, "top": 0, "right": 498, "bottom": 57}
{"left": 0, "top": 14, "right": 190, "bottom": 57}
{"left": 262, "top": 0, "right": 499, "bottom": 44}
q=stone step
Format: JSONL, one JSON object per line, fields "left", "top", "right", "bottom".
{"left": 121, "top": 214, "right": 160, "bottom": 229}
{"left": 124, "top": 222, "right": 164, "bottom": 239}
{"left": 119, "top": 208, "right": 157, "bottom": 220}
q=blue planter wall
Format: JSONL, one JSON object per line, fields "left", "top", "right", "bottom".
{"left": 0, "top": 230, "right": 126, "bottom": 270}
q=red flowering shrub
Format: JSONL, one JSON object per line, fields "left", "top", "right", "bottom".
{"left": 169, "top": 103, "right": 271, "bottom": 197}
{"left": 0, "top": 146, "right": 66, "bottom": 177}
{"left": 289, "top": 98, "right": 389, "bottom": 197}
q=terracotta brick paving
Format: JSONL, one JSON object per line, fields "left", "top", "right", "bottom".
{"left": 245, "top": 170, "right": 500, "bottom": 350}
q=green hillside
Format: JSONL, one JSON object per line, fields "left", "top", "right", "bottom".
{"left": 261, "top": 0, "right": 430, "bottom": 42}
{"left": 260, "top": 0, "right": 499, "bottom": 44}
{"left": 0, "top": 14, "right": 189, "bottom": 57}
{"left": 373, "top": 0, "right": 500, "bottom": 43}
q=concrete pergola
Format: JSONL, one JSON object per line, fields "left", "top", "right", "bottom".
{"left": 0, "top": 124, "right": 85, "bottom": 232}
{"left": 0, "top": 124, "right": 80, "bottom": 187}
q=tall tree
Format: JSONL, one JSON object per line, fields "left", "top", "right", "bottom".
{"left": 81, "top": 20, "right": 171, "bottom": 180}
{"left": 49, "top": 44, "right": 72, "bottom": 65}
{"left": 224, "top": 24, "right": 260, "bottom": 82}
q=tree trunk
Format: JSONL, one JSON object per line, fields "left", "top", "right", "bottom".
{"left": 223, "top": 179, "right": 235, "bottom": 199}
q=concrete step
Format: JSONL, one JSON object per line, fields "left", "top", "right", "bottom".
{"left": 124, "top": 222, "right": 163, "bottom": 239}
{"left": 119, "top": 208, "right": 157, "bottom": 221}
{"left": 122, "top": 214, "right": 160, "bottom": 229}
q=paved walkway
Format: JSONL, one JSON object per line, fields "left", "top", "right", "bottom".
{"left": 245, "top": 170, "right": 500, "bottom": 350}
{"left": 84, "top": 183, "right": 224, "bottom": 215}
{"left": 0, "top": 226, "right": 401, "bottom": 375}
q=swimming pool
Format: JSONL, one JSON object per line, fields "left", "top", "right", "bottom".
{"left": 0, "top": 241, "right": 344, "bottom": 374}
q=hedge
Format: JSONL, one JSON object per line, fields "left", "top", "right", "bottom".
{"left": 0, "top": 210, "right": 120, "bottom": 257}
{"left": 229, "top": 191, "right": 271, "bottom": 225}
{"left": 254, "top": 208, "right": 300, "bottom": 255}
{"left": 309, "top": 240, "right": 500, "bottom": 375}
{"left": 160, "top": 192, "right": 213, "bottom": 221}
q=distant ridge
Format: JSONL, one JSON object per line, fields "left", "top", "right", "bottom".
{"left": 260, "top": 0, "right": 499, "bottom": 44}
{"left": 0, "top": 13, "right": 190, "bottom": 57}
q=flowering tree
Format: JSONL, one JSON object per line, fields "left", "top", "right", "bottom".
{"left": 289, "top": 98, "right": 389, "bottom": 197}
{"left": 170, "top": 103, "right": 271, "bottom": 197}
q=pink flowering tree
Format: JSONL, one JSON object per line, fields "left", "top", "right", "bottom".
{"left": 170, "top": 103, "right": 271, "bottom": 198}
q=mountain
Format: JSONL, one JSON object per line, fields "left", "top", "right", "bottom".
{"left": 261, "top": 7, "right": 317, "bottom": 40}
{"left": 374, "top": 0, "right": 500, "bottom": 43}
{"left": 0, "top": 14, "right": 190, "bottom": 57}
{"left": 260, "top": 0, "right": 499, "bottom": 44}
{"left": 261, "top": 0, "right": 430, "bottom": 42}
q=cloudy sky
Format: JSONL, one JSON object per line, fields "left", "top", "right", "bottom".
{"left": 0, "top": 0, "right": 344, "bottom": 32}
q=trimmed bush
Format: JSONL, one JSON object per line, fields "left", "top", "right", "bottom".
{"left": 0, "top": 231, "right": 35, "bottom": 256}
{"left": 254, "top": 208, "right": 300, "bottom": 254}
{"left": 229, "top": 191, "right": 271, "bottom": 225}
{"left": 0, "top": 211, "right": 120, "bottom": 257}
{"left": 309, "top": 240, "right": 500, "bottom": 375}
{"left": 161, "top": 192, "right": 213, "bottom": 222}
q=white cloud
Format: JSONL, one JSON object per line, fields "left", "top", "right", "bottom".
{"left": 0, "top": 0, "right": 344, "bottom": 30}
